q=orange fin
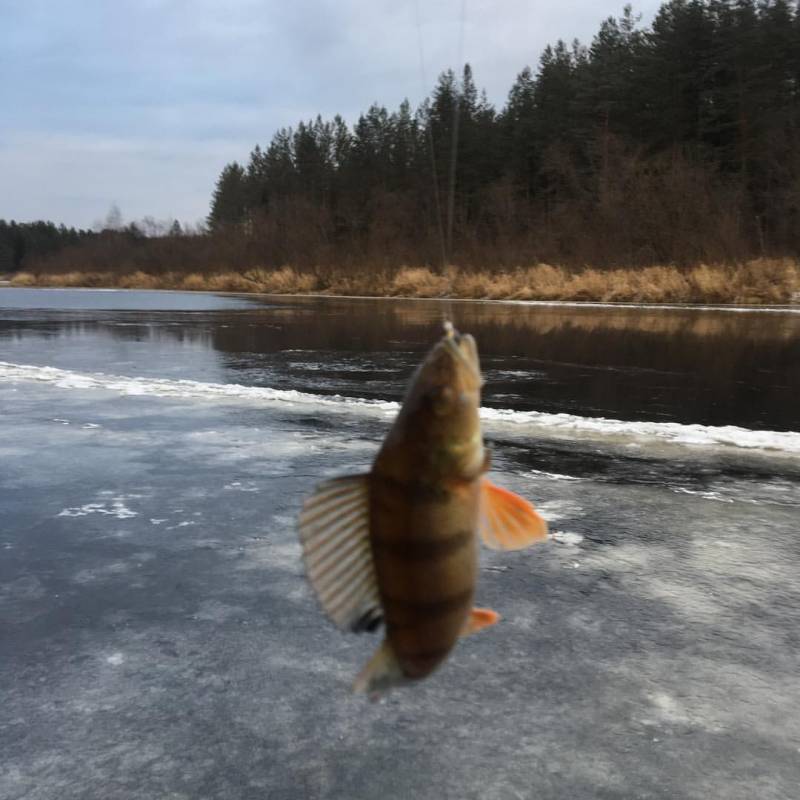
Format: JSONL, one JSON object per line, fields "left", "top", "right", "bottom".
{"left": 479, "top": 478, "right": 549, "bottom": 550}
{"left": 460, "top": 607, "right": 500, "bottom": 637}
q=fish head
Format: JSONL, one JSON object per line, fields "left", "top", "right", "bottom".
{"left": 423, "top": 320, "right": 482, "bottom": 392}
{"left": 399, "top": 322, "right": 484, "bottom": 468}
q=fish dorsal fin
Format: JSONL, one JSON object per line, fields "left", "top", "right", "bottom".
{"left": 298, "top": 474, "right": 382, "bottom": 633}
{"left": 478, "top": 478, "right": 549, "bottom": 550}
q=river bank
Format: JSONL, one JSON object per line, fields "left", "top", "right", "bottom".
{"left": 9, "top": 258, "right": 800, "bottom": 305}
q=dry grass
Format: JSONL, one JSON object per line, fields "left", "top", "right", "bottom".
{"left": 9, "top": 259, "right": 800, "bottom": 304}
{"left": 8, "top": 271, "right": 38, "bottom": 286}
{"left": 391, "top": 267, "right": 451, "bottom": 296}
{"left": 117, "top": 271, "right": 163, "bottom": 289}
{"left": 381, "top": 259, "right": 800, "bottom": 303}
{"left": 243, "top": 267, "right": 318, "bottom": 293}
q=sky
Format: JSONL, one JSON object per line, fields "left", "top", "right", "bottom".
{"left": 0, "top": 0, "right": 663, "bottom": 229}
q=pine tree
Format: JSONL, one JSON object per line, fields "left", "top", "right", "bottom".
{"left": 207, "top": 163, "right": 248, "bottom": 231}
{"left": 584, "top": 6, "right": 645, "bottom": 142}
{"left": 502, "top": 66, "right": 539, "bottom": 198}
{"left": 193, "top": 0, "right": 800, "bottom": 266}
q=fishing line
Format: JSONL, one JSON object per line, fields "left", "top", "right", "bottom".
{"left": 413, "top": 0, "right": 447, "bottom": 271}
{"left": 413, "top": 0, "right": 467, "bottom": 273}
{"left": 441, "top": 0, "right": 466, "bottom": 329}
{"left": 446, "top": 0, "right": 467, "bottom": 267}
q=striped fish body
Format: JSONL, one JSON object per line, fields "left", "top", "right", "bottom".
{"left": 368, "top": 329, "right": 485, "bottom": 679}
{"left": 369, "top": 468, "right": 481, "bottom": 679}
{"left": 298, "top": 324, "right": 549, "bottom": 695}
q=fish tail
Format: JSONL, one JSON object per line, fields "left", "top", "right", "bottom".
{"left": 352, "top": 638, "right": 409, "bottom": 696}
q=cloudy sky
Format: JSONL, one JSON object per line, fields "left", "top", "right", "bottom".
{"left": 1, "top": 0, "right": 662, "bottom": 229}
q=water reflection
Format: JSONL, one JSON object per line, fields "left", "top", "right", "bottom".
{"left": 0, "top": 287, "right": 259, "bottom": 311}
{"left": 211, "top": 297, "right": 800, "bottom": 430}
{"left": 1, "top": 290, "right": 798, "bottom": 431}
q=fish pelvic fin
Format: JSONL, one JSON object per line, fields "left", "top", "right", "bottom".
{"left": 298, "top": 473, "right": 383, "bottom": 633}
{"left": 460, "top": 607, "right": 500, "bottom": 637}
{"left": 352, "top": 639, "right": 410, "bottom": 696}
{"left": 479, "top": 478, "right": 549, "bottom": 550}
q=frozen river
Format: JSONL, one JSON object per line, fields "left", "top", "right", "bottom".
{"left": 1, "top": 288, "right": 799, "bottom": 799}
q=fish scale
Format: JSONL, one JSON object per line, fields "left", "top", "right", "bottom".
{"left": 298, "top": 323, "right": 549, "bottom": 695}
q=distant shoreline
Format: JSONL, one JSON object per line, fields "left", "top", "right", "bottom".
{"left": 7, "top": 260, "right": 800, "bottom": 306}
{"left": 5, "top": 284, "right": 800, "bottom": 315}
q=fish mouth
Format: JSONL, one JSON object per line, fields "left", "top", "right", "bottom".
{"left": 442, "top": 322, "right": 481, "bottom": 384}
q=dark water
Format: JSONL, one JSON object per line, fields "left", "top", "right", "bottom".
{"left": 1, "top": 288, "right": 799, "bottom": 430}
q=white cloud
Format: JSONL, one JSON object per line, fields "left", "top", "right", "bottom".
{"left": 1, "top": 0, "right": 664, "bottom": 227}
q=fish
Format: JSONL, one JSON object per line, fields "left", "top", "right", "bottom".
{"left": 298, "top": 321, "right": 548, "bottom": 694}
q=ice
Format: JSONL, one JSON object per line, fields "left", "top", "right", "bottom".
{"left": 551, "top": 531, "right": 584, "bottom": 546}
{"left": 670, "top": 487, "right": 735, "bottom": 503}
{"left": 194, "top": 600, "right": 247, "bottom": 623}
{"left": 58, "top": 498, "right": 138, "bottom": 519}
{"left": 534, "top": 500, "right": 583, "bottom": 523}
{"left": 3, "top": 355, "right": 799, "bottom": 800}
{"left": 481, "top": 405, "right": 800, "bottom": 453}
{"left": 223, "top": 481, "right": 260, "bottom": 492}
{"left": 525, "top": 469, "right": 582, "bottom": 482}
{"left": 4, "top": 360, "right": 799, "bottom": 455}
{"left": 482, "top": 298, "right": 800, "bottom": 314}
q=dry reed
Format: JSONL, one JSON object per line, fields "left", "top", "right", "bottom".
{"left": 9, "top": 259, "right": 800, "bottom": 305}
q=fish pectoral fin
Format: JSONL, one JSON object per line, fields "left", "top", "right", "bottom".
{"left": 298, "top": 473, "right": 383, "bottom": 634}
{"left": 460, "top": 607, "right": 500, "bottom": 637}
{"left": 353, "top": 639, "right": 408, "bottom": 695}
{"left": 478, "top": 478, "right": 549, "bottom": 551}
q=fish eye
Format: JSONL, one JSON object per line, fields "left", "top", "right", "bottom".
{"left": 430, "top": 386, "right": 455, "bottom": 416}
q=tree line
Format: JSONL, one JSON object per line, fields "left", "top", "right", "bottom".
{"left": 12, "top": 0, "right": 800, "bottom": 276}
{"left": 0, "top": 220, "right": 95, "bottom": 273}
{"left": 0, "top": 211, "right": 192, "bottom": 276}
{"left": 207, "top": 0, "right": 800, "bottom": 269}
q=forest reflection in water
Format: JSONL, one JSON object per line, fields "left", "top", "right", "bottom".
{"left": 1, "top": 291, "right": 798, "bottom": 431}
{"left": 211, "top": 297, "right": 800, "bottom": 431}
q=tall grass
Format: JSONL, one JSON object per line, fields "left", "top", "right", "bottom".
{"left": 10, "top": 259, "right": 800, "bottom": 304}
